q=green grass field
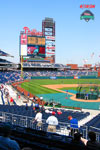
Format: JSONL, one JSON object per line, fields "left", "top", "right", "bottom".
{"left": 20, "top": 79, "right": 100, "bottom": 95}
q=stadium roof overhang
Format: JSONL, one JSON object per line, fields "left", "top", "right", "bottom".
{"left": 0, "top": 49, "right": 14, "bottom": 57}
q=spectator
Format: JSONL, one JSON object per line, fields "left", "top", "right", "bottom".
{"left": 33, "top": 96, "right": 36, "bottom": 102}
{"left": 34, "top": 102, "right": 39, "bottom": 112}
{"left": 25, "top": 102, "right": 28, "bottom": 110}
{"left": 40, "top": 96, "right": 43, "bottom": 106}
{"left": 46, "top": 111, "right": 58, "bottom": 132}
{"left": 33, "top": 110, "right": 42, "bottom": 130}
{"left": 57, "top": 110, "right": 62, "bottom": 115}
{"left": 70, "top": 132, "right": 86, "bottom": 150}
{"left": 86, "top": 131, "right": 100, "bottom": 150}
{"left": 10, "top": 97, "right": 14, "bottom": 105}
{"left": 0, "top": 124, "right": 20, "bottom": 150}
{"left": 27, "top": 92, "right": 30, "bottom": 98}
{"left": 68, "top": 116, "right": 78, "bottom": 136}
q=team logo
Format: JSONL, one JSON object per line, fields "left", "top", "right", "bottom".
{"left": 80, "top": 10, "right": 94, "bottom": 22}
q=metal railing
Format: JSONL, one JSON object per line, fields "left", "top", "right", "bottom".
{"left": 0, "top": 111, "right": 88, "bottom": 137}
{"left": 1, "top": 111, "right": 100, "bottom": 141}
{"left": 89, "top": 126, "right": 100, "bottom": 142}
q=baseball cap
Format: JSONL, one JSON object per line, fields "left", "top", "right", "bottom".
{"left": 68, "top": 116, "right": 72, "bottom": 120}
{"left": 52, "top": 111, "right": 56, "bottom": 115}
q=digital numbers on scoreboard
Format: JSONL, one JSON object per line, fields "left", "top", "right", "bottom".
{"left": 27, "top": 36, "right": 45, "bottom": 45}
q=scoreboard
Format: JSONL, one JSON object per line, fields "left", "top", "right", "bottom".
{"left": 27, "top": 36, "right": 45, "bottom": 45}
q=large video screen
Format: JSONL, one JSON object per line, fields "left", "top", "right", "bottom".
{"left": 27, "top": 36, "right": 45, "bottom": 45}
{"left": 27, "top": 46, "right": 45, "bottom": 57}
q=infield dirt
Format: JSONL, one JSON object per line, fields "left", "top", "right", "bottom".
{"left": 42, "top": 84, "right": 100, "bottom": 102}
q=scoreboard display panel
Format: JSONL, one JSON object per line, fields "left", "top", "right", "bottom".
{"left": 27, "top": 36, "right": 45, "bottom": 45}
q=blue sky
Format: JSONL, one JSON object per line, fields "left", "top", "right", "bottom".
{"left": 0, "top": 0, "right": 99, "bottom": 66}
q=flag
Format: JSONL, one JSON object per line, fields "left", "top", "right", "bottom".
{"left": 91, "top": 52, "right": 94, "bottom": 58}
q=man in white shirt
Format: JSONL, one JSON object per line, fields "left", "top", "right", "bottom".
{"left": 46, "top": 111, "right": 58, "bottom": 133}
{"left": 33, "top": 110, "right": 42, "bottom": 130}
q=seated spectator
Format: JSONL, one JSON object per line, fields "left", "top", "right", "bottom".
{"left": 46, "top": 111, "right": 58, "bottom": 133}
{"left": 34, "top": 103, "right": 39, "bottom": 112}
{"left": 86, "top": 131, "right": 100, "bottom": 150}
{"left": 25, "top": 102, "right": 28, "bottom": 110}
{"left": 0, "top": 124, "right": 20, "bottom": 150}
{"left": 70, "top": 132, "right": 86, "bottom": 150}
{"left": 57, "top": 110, "right": 62, "bottom": 115}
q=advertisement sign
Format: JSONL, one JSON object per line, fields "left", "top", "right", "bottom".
{"left": 46, "top": 41, "right": 55, "bottom": 46}
{"left": 21, "top": 45, "right": 27, "bottom": 56}
{"left": 45, "top": 32, "right": 52, "bottom": 36}
{"left": 46, "top": 52, "right": 55, "bottom": 55}
{"left": 46, "top": 46, "right": 55, "bottom": 50}
{"left": 27, "top": 36, "right": 45, "bottom": 45}
{"left": 46, "top": 36, "right": 55, "bottom": 40}
{"left": 45, "top": 28, "right": 52, "bottom": 31}
{"left": 21, "top": 34, "right": 27, "bottom": 45}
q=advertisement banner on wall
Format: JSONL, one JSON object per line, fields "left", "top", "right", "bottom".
{"left": 45, "top": 28, "right": 52, "bottom": 32}
{"left": 46, "top": 52, "right": 55, "bottom": 55}
{"left": 46, "top": 41, "right": 55, "bottom": 46}
{"left": 45, "top": 32, "right": 52, "bottom": 36}
{"left": 46, "top": 46, "right": 55, "bottom": 50}
{"left": 46, "top": 36, "right": 55, "bottom": 40}
{"left": 21, "top": 34, "right": 27, "bottom": 45}
{"left": 21, "top": 45, "right": 27, "bottom": 56}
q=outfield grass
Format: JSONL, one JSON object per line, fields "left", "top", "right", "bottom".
{"left": 20, "top": 79, "right": 100, "bottom": 95}
{"left": 21, "top": 81, "right": 60, "bottom": 94}
{"left": 60, "top": 87, "right": 77, "bottom": 90}
{"left": 26, "top": 79, "right": 100, "bottom": 85}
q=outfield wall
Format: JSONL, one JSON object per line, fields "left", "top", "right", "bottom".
{"left": 31, "top": 76, "right": 98, "bottom": 79}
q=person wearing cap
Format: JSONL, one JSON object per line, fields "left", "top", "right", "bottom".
{"left": 33, "top": 110, "right": 42, "bottom": 130}
{"left": 0, "top": 124, "right": 20, "bottom": 150}
{"left": 46, "top": 111, "right": 58, "bottom": 133}
{"left": 68, "top": 116, "right": 78, "bottom": 136}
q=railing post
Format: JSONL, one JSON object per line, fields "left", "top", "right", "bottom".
{"left": 3, "top": 112, "right": 5, "bottom": 122}
{"left": 26, "top": 116, "right": 27, "bottom": 128}
{"left": 85, "top": 126, "right": 88, "bottom": 139}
